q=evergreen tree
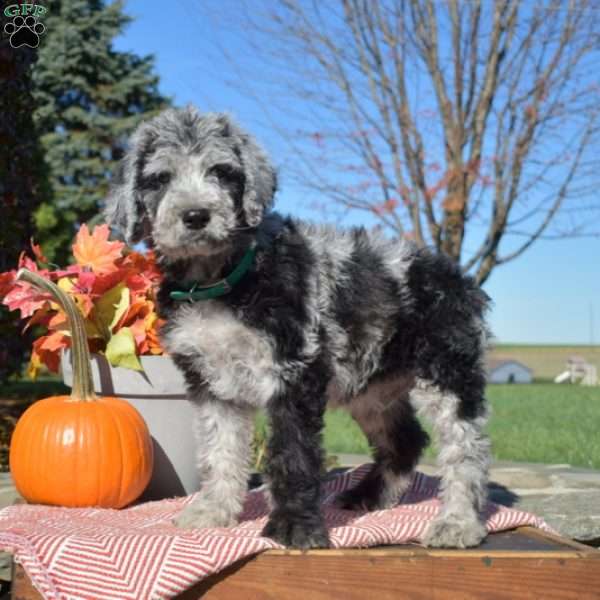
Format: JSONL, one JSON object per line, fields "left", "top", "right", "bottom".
{"left": 0, "top": 16, "right": 49, "bottom": 379}
{"left": 32, "top": 0, "right": 170, "bottom": 263}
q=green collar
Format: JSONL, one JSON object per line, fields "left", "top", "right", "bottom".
{"left": 169, "top": 243, "right": 257, "bottom": 302}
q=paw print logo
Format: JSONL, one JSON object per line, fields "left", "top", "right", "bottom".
{"left": 3, "top": 15, "right": 45, "bottom": 48}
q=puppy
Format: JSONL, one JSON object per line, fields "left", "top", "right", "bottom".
{"left": 105, "top": 105, "right": 491, "bottom": 549}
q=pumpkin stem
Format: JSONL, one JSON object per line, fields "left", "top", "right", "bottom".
{"left": 17, "top": 268, "right": 96, "bottom": 401}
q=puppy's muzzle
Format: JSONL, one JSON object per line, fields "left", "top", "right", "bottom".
{"left": 182, "top": 209, "right": 211, "bottom": 230}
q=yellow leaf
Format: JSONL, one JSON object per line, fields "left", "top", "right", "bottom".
{"left": 57, "top": 277, "right": 74, "bottom": 292}
{"left": 27, "top": 352, "right": 41, "bottom": 380}
{"left": 109, "top": 286, "right": 130, "bottom": 331}
{"left": 48, "top": 278, "right": 74, "bottom": 313}
{"left": 92, "top": 283, "right": 130, "bottom": 340}
{"left": 105, "top": 327, "right": 143, "bottom": 371}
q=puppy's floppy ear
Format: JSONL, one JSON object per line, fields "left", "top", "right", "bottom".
{"left": 103, "top": 127, "right": 155, "bottom": 245}
{"left": 238, "top": 131, "right": 277, "bottom": 227}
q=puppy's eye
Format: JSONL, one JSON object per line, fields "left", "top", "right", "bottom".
{"left": 146, "top": 171, "right": 171, "bottom": 190}
{"left": 208, "top": 164, "right": 239, "bottom": 181}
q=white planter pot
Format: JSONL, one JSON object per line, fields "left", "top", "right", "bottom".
{"left": 61, "top": 350, "right": 200, "bottom": 502}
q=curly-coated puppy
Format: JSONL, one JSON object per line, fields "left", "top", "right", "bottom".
{"left": 104, "top": 105, "right": 491, "bottom": 549}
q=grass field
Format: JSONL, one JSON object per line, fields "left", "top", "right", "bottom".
{"left": 490, "top": 344, "right": 600, "bottom": 381}
{"left": 323, "top": 384, "right": 600, "bottom": 469}
{"left": 2, "top": 378, "right": 600, "bottom": 471}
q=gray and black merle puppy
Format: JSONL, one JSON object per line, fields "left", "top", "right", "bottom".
{"left": 105, "top": 105, "right": 491, "bottom": 549}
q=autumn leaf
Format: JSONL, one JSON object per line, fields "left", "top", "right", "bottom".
{"left": 2, "top": 222, "right": 166, "bottom": 379}
{"left": 371, "top": 199, "right": 398, "bottom": 215}
{"left": 147, "top": 326, "right": 164, "bottom": 354}
{"left": 72, "top": 224, "right": 125, "bottom": 275}
{"left": 130, "top": 311, "right": 165, "bottom": 355}
{"left": 92, "top": 283, "right": 130, "bottom": 339}
{"left": 122, "top": 300, "right": 156, "bottom": 349}
{"left": 28, "top": 333, "right": 68, "bottom": 377}
{"left": 145, "top": 315, "right": 165, "bottom": 355}
{"left": 382, "top": 198, "right": 399, "bottom": 212}
{"left": 23, "top": 306, "right": 54, "bottom": 332}
{"left": 129, "top": 317, "right": 148, "bottom": 349}
{"left": 90, "top": 269, "right": 131, "bottom": 296}
{"left": 18, "top": 251, "right": 41, "bottom": 273}
{"left": 47, "top": 310, "right": 67, "bottom": 331}
{"left": 122, "top": 251, "right": 162, "bottom": 296}
{"left": 119, "top": 298, "right": 153, "bottom": 326}
{"left": 2, "top": 282, "right": 52, "bottom": 318}
{"left": 57, "top": 276, "right": 93, "bottom": 318}
{"left": 73, "top": 270, "right": 96, "bottom": 294}
{"left": 52, "top": 264, "right": 84, "bottom": 278}
{"left": 40, "top": 330, "right": 69, "bottom": 352}
{"left": 27, "top": 348, "right": 42, "bottom": 380}
{"left": 105, "top": 327, "right": 143, "bottom": 371}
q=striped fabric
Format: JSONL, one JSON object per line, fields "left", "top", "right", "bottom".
{"left": 0, "top": 465, "right": 552, "bottom": 600}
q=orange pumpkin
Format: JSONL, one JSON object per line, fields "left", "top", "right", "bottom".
{"left": 9, "top": 268, "right": 153, "bottom": 508}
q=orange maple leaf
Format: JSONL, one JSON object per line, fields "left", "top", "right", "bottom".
{"left": 29, "top": 332, "right": 69, "bottom": 375}
{"left": 72, "top": 224, "right": 125, "bottom": 275}
{"left": 40, "top": 330, "right": 70, "bottom": 352}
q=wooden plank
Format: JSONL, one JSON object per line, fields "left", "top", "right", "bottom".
{"left": 180, "top": 551, "right": 600, "bottom": 600}
{"left": 10, "top": 561, "right": 40, "bottom": 600}
{"left": 10, "top": 528, "right": 600, "bottom": 600}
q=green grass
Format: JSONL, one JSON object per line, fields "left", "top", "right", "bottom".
{"left": 321, "top": 384, "right": 600, "bottom": 469}
{"left": 3, "top": 377, "right": 600, "bottom": 471}
{"left": 486, "top": 384, "right": 600, "bottom": 469}
{"left": 323, "top": 410, "right": 372, "bottom": 455}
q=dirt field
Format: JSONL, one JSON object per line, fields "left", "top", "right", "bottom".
{"left": 489, "top": 344, "right": 600, "bottom": 381}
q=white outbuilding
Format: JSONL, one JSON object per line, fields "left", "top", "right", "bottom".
{"left": 486, "top": 358, "right": 533, "bottom": 384}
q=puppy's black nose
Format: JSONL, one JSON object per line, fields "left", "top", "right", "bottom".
{"left": 182, "top": 209, "right": 211, "bottom": 230}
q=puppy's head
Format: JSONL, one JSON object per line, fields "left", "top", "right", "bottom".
{"left": 104, "top": 106, "right": 277, "bottom": 259}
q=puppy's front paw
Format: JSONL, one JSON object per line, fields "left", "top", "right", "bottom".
{"left": 172, "top": 501, "right": 238, "bottom": 530}
{"left": 423, "top": 514, "right": 487, "bottom": 548}
{"left": 262, "top": 512, "right": 330, "bottom": 549}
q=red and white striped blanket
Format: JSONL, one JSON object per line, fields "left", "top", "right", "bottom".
{"left": 0, "top": 465, "right": 552, "bottom": 600}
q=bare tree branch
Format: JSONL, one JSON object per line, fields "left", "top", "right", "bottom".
{"left": 195, "top": 0, "right": 600, "bottom": 284}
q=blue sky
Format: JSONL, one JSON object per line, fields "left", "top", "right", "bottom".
{"left": 114, "top": 0, "right": 600, "bottom": 345}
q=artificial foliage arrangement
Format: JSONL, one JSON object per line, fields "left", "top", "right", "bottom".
{"left": 9, "top": 268, "right": 154, "bottom": 508}
{"left": 0, "top": 224, "right": 165, "bottom": 378}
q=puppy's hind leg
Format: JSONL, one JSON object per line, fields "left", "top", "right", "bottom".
{"left": 410, "top": 378, "right": 490, "bottom": 548}
{"left": 335, "top": 376, "right": 429, "bottom": 511}
{"left": 173, "top": 394, "right": 255, "bottom": 529}
{"left": 404, "top": 249, "right": 491, "bottom": 547}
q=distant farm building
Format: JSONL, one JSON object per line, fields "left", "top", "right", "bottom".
{"left": 554, "top": 355, "right": 598, "bottom": 386}
{"left": 487, "top": 359, "right": 533, "bottom": 384}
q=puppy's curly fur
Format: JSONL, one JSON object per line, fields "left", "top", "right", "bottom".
{"left": 105, "top": 105, "right": 491, "bottom": 549}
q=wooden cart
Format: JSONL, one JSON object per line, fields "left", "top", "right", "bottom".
{"left": 10, "top": 527, "right": 600, "bottom": 599}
